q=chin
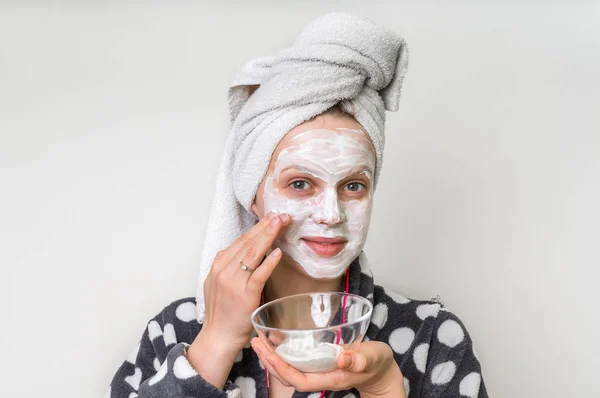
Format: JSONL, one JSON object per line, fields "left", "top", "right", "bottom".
{"left": 299, "top": 254, "right": 354, "bottom": 280}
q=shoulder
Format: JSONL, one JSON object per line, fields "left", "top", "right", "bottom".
{"left": 371, "top": 284, "right": 477, "bottom": 357}
{"left": 371, "top": 284, "right": 443, "bottom": 331}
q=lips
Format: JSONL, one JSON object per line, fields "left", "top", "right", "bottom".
{"left": 301, "top": 236, "right": 348, "bottom": 257}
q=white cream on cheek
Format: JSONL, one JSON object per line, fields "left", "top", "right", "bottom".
{"left": 262, "top": 128, "right": 375, "bottom": 279}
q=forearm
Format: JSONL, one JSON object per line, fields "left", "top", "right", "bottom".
{"left": 186, "top": 329, "right": 241, "bottom": 390}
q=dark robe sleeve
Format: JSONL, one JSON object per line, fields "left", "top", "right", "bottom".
{"left": 105, "top": 300, "right": 241, "bottom": 398}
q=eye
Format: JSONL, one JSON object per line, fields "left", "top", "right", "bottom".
{"left": 345, "top": 182, "right": 366, "bottom": 192}
{"left": 290, "top": 180, "right": 311, "bottom": 190}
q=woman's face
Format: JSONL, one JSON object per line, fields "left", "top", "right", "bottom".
{"left": 252, "top": 112, "right": 376, "bottom": 279}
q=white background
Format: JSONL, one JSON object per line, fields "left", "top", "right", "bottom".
{"left": 1, "top": 2, "right": 599, "bottom": 397}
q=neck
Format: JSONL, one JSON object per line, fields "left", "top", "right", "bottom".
{"left": 264, "top": 254, "right": 345, "bottom": 303}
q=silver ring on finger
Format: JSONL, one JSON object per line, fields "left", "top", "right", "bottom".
{"left": 240, "top": 261, "right": 256, "bottom": 273}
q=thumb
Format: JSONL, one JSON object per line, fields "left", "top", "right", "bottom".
{"left": 338, "top": 350, "right": 369, "bottom": 373}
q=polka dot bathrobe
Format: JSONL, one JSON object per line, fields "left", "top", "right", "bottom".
{"left": 106, "top": 257, "right": 487, "bottom": 398}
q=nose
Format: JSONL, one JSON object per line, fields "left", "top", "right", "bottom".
{"left": 312, "top": 189, "right": 346, "bottom": 225}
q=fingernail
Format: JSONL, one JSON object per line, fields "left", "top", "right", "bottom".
{"left": 269, "top": 217, "right": 281, "bottom": 227}
{"left": 280, "top": 213, "right": 291, "bottom": 222}
{"left": 266, "top": 212, "right": 277, "bottom": 221}
{"left": 271, "top": 248, "right": 282, "bottom": 258}
{"left": 342, "top": 353, "right": 352, "bottom": 368}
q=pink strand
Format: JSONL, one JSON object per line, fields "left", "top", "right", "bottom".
{"left": 261, "top": 290, "right": 269, "bottom": 389}
{"left": 323, "top": 268, "right": 351, "bottom": 398}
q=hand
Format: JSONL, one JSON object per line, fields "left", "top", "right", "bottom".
{"left": 187, "top": 212, "right": 291, "bottom": 388}
{"left": 251, "top": 338, "right": 406, "bottom": 398}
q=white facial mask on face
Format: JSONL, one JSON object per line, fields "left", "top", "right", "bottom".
{"left": 262, "top": 128, "right": 375, "bottom": 279}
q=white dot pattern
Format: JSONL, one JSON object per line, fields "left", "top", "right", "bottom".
{"left": 125, "top": 367, "right": 142, "bottom": 390}
{"left": 234, "top": 377, "right": 256, "bottom": 398}
{"left": 371, "top": 303, "right": 388, "bottom": 328}
{"left": 385, "top": 288, "right": 410, "bottom": 304}
{"left": 416, "top": 303, "right": 440, "bottom": 320}
{"left": 148, "top": 360, "right": 167, "bottom": 386}
{"left": 175, "top": 302, "right": 196, "bottom": 322}
{"left": 413, "top": 343, "right": 429, "bottom": 373}
{"left": 147, "top": 321, "right": 163, "bottom": 341}
{"left": 173, "top": 356, "right": 197, "bottom": 379}
{"left": 459, "top": 372, "right": 481, "bottom": 397}
{"left": 163, "top": 323, "right": 177, "bottom": 346}
{"left": 403, "top": 377, "right": 410, "bottom": 396}
{"left": 226, "top": 390, "right": 241, "bottom": 398}
{"left": 438, "top": 319, "right": 465, "bottom": 348}
{"left": 389, "top": 327, "right": 415, "bottom": 354}
{"left": 431, "top": 361, "right": 456, "bottom": 385}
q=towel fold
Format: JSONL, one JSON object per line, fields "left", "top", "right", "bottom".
{"left": 196, "top": 12, "right": 409, "bottom": 321}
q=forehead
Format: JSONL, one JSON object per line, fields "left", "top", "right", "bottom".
{"left": 271, "top": 128, "right": 376, "bottom": 169}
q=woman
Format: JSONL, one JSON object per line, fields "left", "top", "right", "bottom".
{"left": 107, "top": 12, "right": 487, "bottom": 398}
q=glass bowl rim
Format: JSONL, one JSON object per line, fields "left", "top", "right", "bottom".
{"left": 250, "top": 291, "right": 373, "bottom": 333}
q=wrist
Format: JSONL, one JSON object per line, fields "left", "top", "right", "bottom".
{"left": 360, "top": 363, "right": 406, "bottom": 398}
{"left": 186, "top": 328, "right": 243, "bottom": 390}
{"left": 190, "top": 328, "right": 242, "bottom": 362}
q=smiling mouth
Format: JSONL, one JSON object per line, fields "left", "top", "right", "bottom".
{"left": 301, "top": 237, "right": 348, "bottom": 257}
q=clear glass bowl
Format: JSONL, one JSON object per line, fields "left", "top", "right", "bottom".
{"left": 250, "top": 292, "right": 373, "bottom": 373}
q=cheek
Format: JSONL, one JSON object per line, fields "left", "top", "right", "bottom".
{"left": 261, "top": 178, "right": 285, "bottom": 212}
{"left": 343, "top": 199, "right": 373, "bottom": 233}
{"left": 263, "top": 189, "right": 314, "bottom": 220}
